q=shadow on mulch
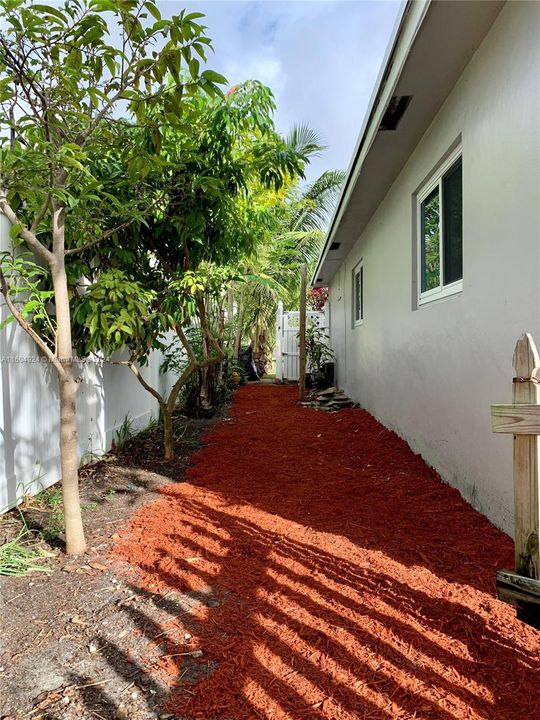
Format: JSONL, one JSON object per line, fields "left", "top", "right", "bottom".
{"left": 108, "top": 384, "right": 540, "bottom": 720}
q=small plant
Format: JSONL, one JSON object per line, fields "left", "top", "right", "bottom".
{"left": 214, "top": 360, "right": 247, "bottom": 406}
{"left": 0, "top": 524, "right": 52, "bottom": 577}
{"left": 81, "top": 502, "right": 98, "bottom": 511}
{"left": 79, "top": 449, "right": 106, "bottom": 467}
{"left": 308, "top": 286, "right": 329, "bottom": 311}
{"left": 31, "top": 487, "right": 65, "bottom": 542}
{"left": 112, "top": 415, "right": 135, "bottom": 452}
{"left": 304, "top": 324, "right": 334, "bottom": 386}
{"left": 41, "top": 508, "right": 64, "bottom": 542}
{"left": 34, "top": 487, "right": 63, "bottom": 510}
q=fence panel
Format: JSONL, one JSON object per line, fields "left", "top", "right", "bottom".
{"left": 275, "top": 302, "right": 328, "bottom": 382}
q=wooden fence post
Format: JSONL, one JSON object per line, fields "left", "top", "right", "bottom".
{"left": 298, "top": 265, "right": 307, "bottom": 402}
{"left": 491, "top": 333, "right": 540, "bottom": 627}
{"left": 275, "top": 301, "right": 283, "bottom": 382}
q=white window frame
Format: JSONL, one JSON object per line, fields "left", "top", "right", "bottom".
{"left": 352, "top": 260, "right": 364, "bottom": 327}
{"left": 417, "top": 147, "right": 463, "bottom": 306}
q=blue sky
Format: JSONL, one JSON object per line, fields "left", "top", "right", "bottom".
{"left": 159, "top": 1, "right": 402, "bottom": 183}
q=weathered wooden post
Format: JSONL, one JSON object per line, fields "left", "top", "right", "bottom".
{"left": 298, "top": 265, "right": 307, "bottom": 402}
{"left": 491, "top": 333, "right": 540, "bottom": 628}
{"left": 275, "top": 301, "right": 283, "bottom": 382}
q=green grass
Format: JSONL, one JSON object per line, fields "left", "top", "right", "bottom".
{"left": 32, "top": 487, "right": 64, "bottom": 541}
{"left": 81, "top": 501, "right": 98, "bottom": 511}
{"left": 113, "top": 414, "right": 135, "bottom": 452}
{"left": 35, "top": 487, "right": 63, "bottom": 509}
{"left": 0, "top": 526, "right": 52, "bottom": 576}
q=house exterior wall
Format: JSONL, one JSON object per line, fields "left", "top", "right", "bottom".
{"left": 328, "top": 0, "right": 540, "bottom": 534}
{"left": 0, "top": 212, "right": 178, "bottom": 513}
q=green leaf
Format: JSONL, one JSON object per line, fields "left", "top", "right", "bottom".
{"left": 60, "top": 155, "right": 85, "bottom": 172}
{"left": 201, "top": 69, "right": 228, "bottom": 85}
{"left": 145, "top": 1, "right": 161, "bottom": 21}
{"left": 31, "top": 4, "right": 67, "bottom": 22}
{"left": 183, "top": 12, "right": 206, "bottom": 21}
{"left": 104, "top": 54, "right": 117, "bottom": 77}
{"left": 189, "top": 58, "right": 200, "bottom": 78}
{"left": 9, "top": 223, "right": 23, "bottom": 240}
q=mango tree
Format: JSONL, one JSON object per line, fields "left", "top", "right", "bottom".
{"left": 69, "top": 80, "right": 310, "bottom": 450}
{"left": 0, "top": 0, "right": 224, "bottom": 554}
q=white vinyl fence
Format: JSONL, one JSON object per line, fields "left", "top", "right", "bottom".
{"left": 275, "top": 301, "right": 329, "bottom": 382}
{"left": 0, "top": 213, "right": 178, "bottom": 514}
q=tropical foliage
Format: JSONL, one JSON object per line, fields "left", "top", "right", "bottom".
{"left": 233, "top": 165, "right": 345, "bottom": 374}
{"left": 0, "top": 0, "right": 343, "bottom": 555}
{"left": 0, "top": 0, "right": 225, "bottom": 554}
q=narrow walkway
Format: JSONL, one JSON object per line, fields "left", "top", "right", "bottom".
{"left": 114, "top": 385, "right": 540, "bottom": 720}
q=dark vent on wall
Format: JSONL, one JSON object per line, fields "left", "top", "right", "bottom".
{"left": 330, "top": 242, "right": 341, "bottom": 250}
{"left": 316, "top": 277, "right": 323, "bottom": 283}
{"left": 379, "top": 95, "right": 412, "bottom": 131}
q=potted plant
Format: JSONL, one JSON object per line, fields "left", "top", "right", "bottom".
{"left": 305, "top": 324, "right": 334, "bottom": 388}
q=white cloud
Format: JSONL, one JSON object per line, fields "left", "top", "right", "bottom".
{"left": 224, "top": 56, "right": 285, "bottom": 92}
{"left": 158, "top": 0, "right": 402, "bottom": 182}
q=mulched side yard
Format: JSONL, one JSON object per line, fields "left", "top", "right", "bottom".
{"left": 112, "top": 384, "right": 540, "bottom": 720}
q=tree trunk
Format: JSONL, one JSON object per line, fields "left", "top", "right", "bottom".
{"left": 58, "top": 371, "right": 85, "bottom": 554}
{"left": 234, "top": 296, "right": 245, "bottom": 360}
{"left": 215, "top": 305, "right": 225, "bottom": 386}
{"left": 51, "top": 210, "right": 86, "bottom": 555}
{"left": 227, "top": 288, "right": 234, "bottom": 349}
{"left": 52, "top": 203, "right": 86, "bottom": 555}
{"left": 162, "top": 404, "right": 174, "bottom": 461}
{"left": 298, "top": 264, "right": 307, "bottom": 402}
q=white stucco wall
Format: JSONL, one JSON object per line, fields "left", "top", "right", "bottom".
{"left": 328, "top": 1, "right": 540, "bottom": 534}
{"left": 0, "top": 212, "right": 178, "bottom": 513}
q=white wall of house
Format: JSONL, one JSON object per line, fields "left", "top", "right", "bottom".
{"left": 0, "top": 212, "right": 178, "bottom": 514}
{"left": 328, "top": 1, "right": 540, "bottom": 534}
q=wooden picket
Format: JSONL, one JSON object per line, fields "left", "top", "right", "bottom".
{"left": 491, "top": 333, "right": 540, "bottom": 628}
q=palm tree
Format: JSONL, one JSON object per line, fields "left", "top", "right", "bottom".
{"left": 237, "top": 166, "right": 346, "bottom": 374}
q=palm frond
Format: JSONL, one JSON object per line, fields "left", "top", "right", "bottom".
{"left": 285, "top": 122, "right": 326, "bottom": 161}
{"left": 291, "top": 169, "right": 346, "bottom": 232}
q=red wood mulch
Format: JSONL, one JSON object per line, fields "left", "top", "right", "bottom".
{"left": 113, "top": 384, "right": 540, "bottom": 720}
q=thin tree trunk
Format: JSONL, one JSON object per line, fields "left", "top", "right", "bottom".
{"left": 215, "top": 302, "right": 225, "bottom": 387}
{"left": 129, "top": 319, "right": 225, "bottom": 460}
{"left": 162, "top": 403, "right": 174, "bottom": 461}
{"left": 298, "top": 264, "right": 307, "bottom": 402}
{"left": 51, "top": 202, "right": 86, "bottom": 555}
{"left": 227, "top": 288, "right": 234, "bottom": 349}
{"left": 58, "top": 372, "right": 85, "bottom": 554}
{"left": 234, "top": 294, "right": 245, "bottom": 360}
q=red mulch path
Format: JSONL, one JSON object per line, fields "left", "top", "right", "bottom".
{"left": 113, "top": 385, "right": 540, "bottom": 720}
